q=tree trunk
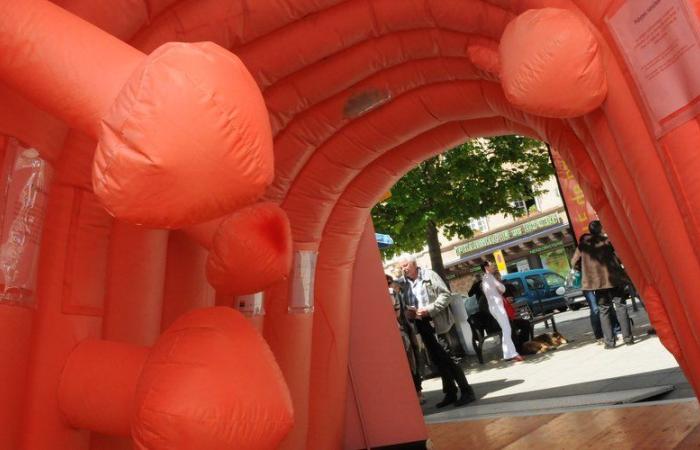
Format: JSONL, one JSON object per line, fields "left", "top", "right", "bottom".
{"left": 426, "top": 220, "right": 450, "bottom": 288}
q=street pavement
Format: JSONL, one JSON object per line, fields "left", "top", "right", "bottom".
{"left": 421, "top": 303, "right": 695, "bottom": 419}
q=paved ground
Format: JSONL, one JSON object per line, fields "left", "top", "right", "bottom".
{"left": 421, "top": 303, "right": 696, "bottom": 419}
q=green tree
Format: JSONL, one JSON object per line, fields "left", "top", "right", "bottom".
{"left": 373, "top": 136, "right": 555, "bottom": 283}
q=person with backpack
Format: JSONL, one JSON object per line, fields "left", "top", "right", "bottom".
{"left": 571, "top": 220, "right": 634, "bottom": 349}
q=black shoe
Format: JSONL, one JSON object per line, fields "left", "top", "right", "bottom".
{"left": 455, "top": 389, "right": 476, "bottom": 407}
{"left": 435, "top": 395, "right": 457, "bottom": 408}
{"left": 624, "top": 338, "right": 634, "bottom": 345}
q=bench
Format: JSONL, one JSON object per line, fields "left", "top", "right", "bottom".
{"left": 467, "top": 312, "right": 502, "bottom": 364}
{"left": 515, "top": 302, "right": 558, "bottom": 339}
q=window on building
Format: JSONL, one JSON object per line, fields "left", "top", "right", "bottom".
{"left": 511, "top": 197, "right": 538, "bottom": 217}
{"left": 535, "top": 194, "right": 545, "bottom": 211}
{"left": 511, "top": 182, "right": 539, "bottom": 217}
{"left": 468, "top": 217, "right": 489, "bottom": 233}
{"left": 511, "top": 199, "right": 528, "bottom": 217}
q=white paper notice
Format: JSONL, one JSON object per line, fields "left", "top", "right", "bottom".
{"left": 607, "top": 0, "right": 700, "bottom": 137}
{"left": 288, "top": 249, "right": 317, "bottom": 313}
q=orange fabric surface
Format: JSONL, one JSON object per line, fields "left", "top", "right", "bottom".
{"left": 0, "top": 0, "right": 143, "bottom": 136}
{"left": 0, "top": 1, "right": 699, "bottom": 449}
{"left": 58, "top": 341, "right": 149, "bottom": 436}
{"left": 344, "top": 219, "right": 428, "bottom": 448}
{"left": 160, "top": 231, "right": 215, "bottom": 332}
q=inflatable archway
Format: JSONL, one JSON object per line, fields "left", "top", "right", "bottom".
{"left": 1, "top": 0, "right": 700, "bottom": 448}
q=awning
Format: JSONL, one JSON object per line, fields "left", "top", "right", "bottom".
{"left": 375, "top": 233, "right": 394, "bottom": 249}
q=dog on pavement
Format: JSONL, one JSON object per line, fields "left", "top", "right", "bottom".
{"left": 521, "top": 332, "right": 569, "bottom": 355}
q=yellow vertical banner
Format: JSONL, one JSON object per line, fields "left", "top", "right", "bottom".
{"left": 493, "top": 250, "right": 508, "bottom": 274}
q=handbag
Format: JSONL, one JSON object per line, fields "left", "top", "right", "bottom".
{"left": 504, "top": 298, "right": 517, "bottom": 320}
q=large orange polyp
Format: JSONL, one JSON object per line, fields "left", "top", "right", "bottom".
{"left": 132, "top": 307, "right": 293, "bottom": 450}
{"left": 94, "top": 42, "right": 274, "bottom": 228}
{"left": 499, "top": 8, "right": 608, "bottom": 118}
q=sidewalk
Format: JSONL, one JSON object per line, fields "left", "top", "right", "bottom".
{"left": 421, "top": 305, "right": 695, "bottom": 420}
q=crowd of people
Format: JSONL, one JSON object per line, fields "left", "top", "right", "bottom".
{"left": 386, "top": 220, "right": 642, "bottom": 410}
{"left": 388, "top": 255, "right": 475, "bottom": 409}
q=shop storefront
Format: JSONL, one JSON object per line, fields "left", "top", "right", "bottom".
{"left": 445, "top": 209, "right": 576, "bottom": 292}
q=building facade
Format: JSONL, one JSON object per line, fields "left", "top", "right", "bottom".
{"left": 384, "top": 177, "right": 577, "bottom": 295}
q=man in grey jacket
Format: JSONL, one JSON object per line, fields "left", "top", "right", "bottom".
{"left": 398, "top": 254, "right": 475, "bottom": 408}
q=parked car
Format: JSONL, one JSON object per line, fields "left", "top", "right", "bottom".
{"left": 563, "top": 269, "right": 586, "bottom": 310}
{"left": 502, "top": 269, "right": 573, "bottom": 315}
{"left": 562, "top": 288, "right": 586, "bottom": 310}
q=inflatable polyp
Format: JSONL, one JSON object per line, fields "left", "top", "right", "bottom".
{"left": 0, "top": 0, "right": 275, "bottom": 228}
{"left": 59, "top": 308, "right": 293, "bottom": 450}
{"left": 94, "top": 41, "right": 274, "bottom": 228}
{"left": 205, "top": 202, "right": 293, "bottom": 295}
{"left": 133, "top": 307, "right": 293, "bottom": 449}
{"left": 500, "top": 8, "right": 608, "bottom": 118}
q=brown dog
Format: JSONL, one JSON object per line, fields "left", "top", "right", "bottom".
{"left": 521, "top": 340, "right": 551, "bottom": 354}
{"left": 551, "top": 331, "right": 568, "bottom": 346}
{"left": 521, "top": 332, "right": 569, "bottom": 355}
{"left": 533, "top": 333, "right": 555, "bottom": 346}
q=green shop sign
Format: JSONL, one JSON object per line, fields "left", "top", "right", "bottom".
{"left": 455, "top": 213, "right": 561, "bottom": 256}
{"left": 529, "top": 240, "right": 564, "bottom": 254}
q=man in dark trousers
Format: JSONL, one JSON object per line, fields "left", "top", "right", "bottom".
{"left": 571, "top": 220, "right": 633, "bottom": 348}
{"left": 397, "top": 253, "right": 476, "bottom": 408}
{"left": 387, "top": 275, "right": 424, "bottom": 401}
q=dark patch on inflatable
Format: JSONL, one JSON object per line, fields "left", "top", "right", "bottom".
{"left": 343, "top": 89, "right": 391, "bottom": 118}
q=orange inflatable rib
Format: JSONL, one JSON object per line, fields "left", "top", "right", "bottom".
{"left": 0, "top": 1, "right": 699, "bottom": 449}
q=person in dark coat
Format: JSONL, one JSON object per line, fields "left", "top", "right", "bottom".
{"left": 571, "top": 220, "right": 633, "bottom": 348}
{"left": 386, "top": 274, "right": 423, "bottom": 398}
{"left": 468, "top": 274, "right": 490, "bottom": 315}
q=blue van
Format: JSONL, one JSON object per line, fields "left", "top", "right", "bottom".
{"left": 502, "top": 269, "right": 569, "bottom": 315}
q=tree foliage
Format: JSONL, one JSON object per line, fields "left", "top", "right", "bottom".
{"left": 372, "top": 136, "right": 555, "bottom": 262}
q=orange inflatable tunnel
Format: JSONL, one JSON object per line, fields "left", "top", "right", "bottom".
{"left": 1, "top": 0, "right": 700, "bottom": 449}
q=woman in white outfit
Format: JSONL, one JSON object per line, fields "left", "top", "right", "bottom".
{"left": 480, "top": 260, "right": 524, "bottom": 362}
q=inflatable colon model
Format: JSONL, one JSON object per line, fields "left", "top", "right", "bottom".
{"left": 2, "top": 0, "right": 700, "bottom": 450}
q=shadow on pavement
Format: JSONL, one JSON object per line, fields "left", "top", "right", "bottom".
{"left": 420, "top": 378, "right": 525, "bottom": 416}
{"left": 420, "top": 367, "right": 692, "bottom": 415}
